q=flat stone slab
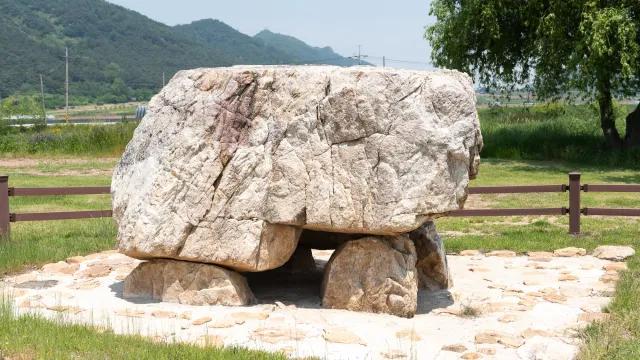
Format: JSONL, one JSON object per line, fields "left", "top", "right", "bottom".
{"left": 1, "top": 250, "right": 619, "bottom": 360}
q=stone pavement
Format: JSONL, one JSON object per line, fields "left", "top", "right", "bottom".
{"left": 1, "top": 247, "right": 628, "bottom": 360}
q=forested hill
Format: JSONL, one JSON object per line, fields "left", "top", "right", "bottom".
{"left": 254, "top": 30, "right": 371, "bottom": 67}
{"left": 0, "top": 0, "right": 365, "bottom": 106}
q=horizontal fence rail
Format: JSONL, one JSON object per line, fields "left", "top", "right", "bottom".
{"left": 10, "top": 210, "right": 113, "bottom": 222}
{"left": 0, "top": 172, "right": 638, "bottom": 240}
{"left": 449, "top": 208, "right": 567, "bottom": 217}
{"left": 468, "top": 185, "right": 566, "bottom": 194}
{"left": 582, "top": 184, "right": 640, "bottom": 193}
{"left": 9, "top": 186, "right": 111, "bottom": 196}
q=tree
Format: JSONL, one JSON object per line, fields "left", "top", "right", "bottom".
{"left": 426, "top": 0, "right": 640, "bottom": 149}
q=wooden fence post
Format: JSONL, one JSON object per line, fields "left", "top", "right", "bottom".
{"left": 0, "top": 175, "right": 9, "bottom": 241}
{"left": 568, "top": 172, "right": 581, "bottom": 234}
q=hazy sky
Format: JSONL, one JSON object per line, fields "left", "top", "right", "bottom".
{"left": 105, "top": 0, "right": 435, "bottom": 70}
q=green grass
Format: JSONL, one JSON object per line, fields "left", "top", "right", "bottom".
{"left": 578, "top": 254, "right": 640, "bottom": 360}
{"left": 0, "top": 162, "right": 116, "bottom": 275}
{"left": 0, "top": 122, "right": 138, "bottom": 156}
{"left": 479, "top": 103, "right": 640, "bottom": 167}
{"left": 0, "top": 296, "right": 289, "bottom": 360}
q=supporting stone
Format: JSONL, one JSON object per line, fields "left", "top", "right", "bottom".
{"left": 409, "top": 220, "right": 453, "bottom": 290}
{"left": 321, "top": 235, "right": 418, "bottom": 318}
{"left": 123, "top": 259, "right": 255, "bottom": 306}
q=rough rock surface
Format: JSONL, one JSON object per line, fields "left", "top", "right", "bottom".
{"left": 123, "top": 259, "right": 255, "bottom": 306}
{"left": 321, "top": 235, "right": 418, "bottom": 318}
{"left": 593, "top": 246, "right": 635, "bottom": 261}
{"left": 408, "top": 221, "right": 452, "bottom": 290}
{"left": 112, "top": 65, "right": 482, "bottom": 271}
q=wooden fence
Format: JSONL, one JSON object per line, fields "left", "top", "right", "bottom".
{"left": 1, "top": 172, "right": 639, "bottom": 240}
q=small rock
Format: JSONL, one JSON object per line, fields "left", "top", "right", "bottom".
{"left": 275, "top": 301, "right": 287, "bottom": 309}
{"left": 460, "top": 353, "right": 483, "bottom": 360}
{"left": 578, "top": 313, "right": 610, "bottom": 322}
{"left": 592, "top": 282, "right": 616, "bottom": 297}
{"left": 76, "top": 265, "right": 112, "bottom": 279}
{"left": 475, "top": 332, "right": 498, "bottom": 344}
{"left": 558, "top": 275, "right": 579, "bottom": 281}
{"left": 195, "top": 335, "right": 224, "bottom": 348}
{"left": 179, "top": 311, "right": 192, "bottom": 320}
{"left": 381, "top": 350, "right": 407, "bottom": 359}
{"left": 208, "top": 318, "right": 241, "bottom": 328}
{"left": 433, "top": 307, "right": 462, "bottom": 316}
{"left": 526, "top": 292, "right": 545, "bottom": 297}
{"left": 14, "top": 280, "right": 58, "bottom": 290}
{"left": 65, "top": 256, "right": 85, "bottom": 264}
{"left": 488, "top": 283, "right": 507, "bottom": 290}
{"left": 504, "top": 264, "right": 518, "bottom": 269}
{"left": 114, "top": 309, "right": 145, "bottom": 317}
{"left": 522, "top": 328, "right": 552, "bottom": 339}
{"left": 41, "top": 262, "right": 79, "bottom": 275}
{"left": 262, "top": 304, "right": 276, "bottom": 312}
{"left": 499, "top": 335, "right": 525, "bottom": 348}
{"left": 528, "top": 251, "right": 554, "bottom": 258}
{"left": 600, "top": 271, "right": 620, "bottom": 283}
{"left": 593, "top": 246, "right": 635, "bottom": 261}
{"left": 251, "top": 327, "right": 306, "bottom": 344}
{"left": 478, "top": 348, "right": 496, "bottom": 355}
{"left": 469, "top": 267, "right": 490, "bottom": 272}
{"left": 67, "top": 279, "right": 101, "bottom": 290}
{"left": 540, "top": 287, "right": 557, "bottom": 295}
{"left": 396, "top": 329, "right": 422, "bottom": 341}
{"left": 553, "top": 247, "right": 586, "bottom": 257}
{"left": 151, "top": 310, "right": 177, "bottom": 318}
{"left": 518, "top": 299, "right": 537, "bottom": 307}
{"left": 460, "top": 250, "right": 481, "bottom": 256}
{"left": 544, "top": 293, "right": 567, "bottom": 303}
{"left": 560, "top": 285, "right": 592, "bottom": 298}
{"left": 604, "top": 263, "right": 628, "bottom": 272}
{"left": 530, "top": 257, "right": 552, "bottom": 262}
{"left": 560, "top": 270, "right": 572, "bottom": 274}
{"left": 192, "top": 317, "right": 212, "bottom": 326}
{"left": 499, "top": 314, "right": 519, "bottom": 323}
{"left": 486, "top": 250, "right": 516, "bottom": 258}
{"left": 323, "top": 326, "right": 365, "bottom": 345}
{"left": 14, "top": 273, "right": 37, "bottom": 284}
{"left": 442, "top": 344, "right": 467, "bottom": 353}
{"left": 231, "top": 312, "right": 270, "bottom": 321}
{"left": 523, "top": 280, "right": 540, "bottom": 286}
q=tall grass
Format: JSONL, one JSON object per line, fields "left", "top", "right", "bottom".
{"left": 479, "top": 103, "right": 640, "bottom": 167}
{"left": 0, "top": 122, "right": 138, "bottom": 156}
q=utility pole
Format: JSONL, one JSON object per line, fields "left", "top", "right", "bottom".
{"left": 65, "top": 47, "right": 69, "bottom": 124}
{"left": 163, "top": 72, "right": 165, "bottom": 88}
{"left": 40, "top": 74, "right": 46, "bottom": 125}
{"left": 383, "top": 56, "right": 386, "bottom": 67}
{"left": 358, "top": 45, "right": 361, "bottom": 65}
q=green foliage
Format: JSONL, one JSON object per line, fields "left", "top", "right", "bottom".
{"left": 426, "top": 0, "right": 640, "bottom": 101}
{"left": 0, "top": 122, "right": 138, "bottom": 155}
{"left": 479, "top": 104, "right": 640, "bottom": 166}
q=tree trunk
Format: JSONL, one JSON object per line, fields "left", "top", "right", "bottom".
{"left": 596, "top": 87, "right": 623, "bottom": 149}
{"left": 624, "top": 103, "right": 640, "bottom": 148}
